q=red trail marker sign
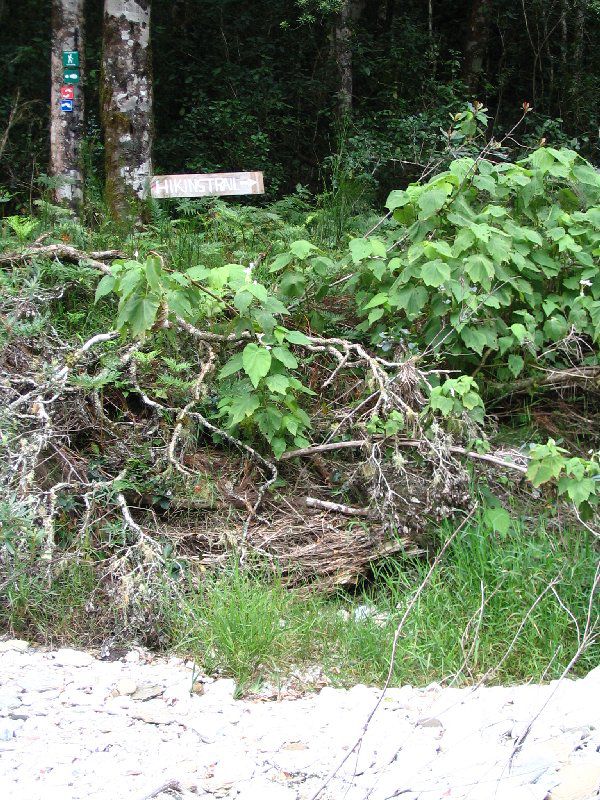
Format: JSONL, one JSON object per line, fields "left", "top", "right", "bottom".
{"left": 150, "top": 171, "right": 264, "bottom": 199}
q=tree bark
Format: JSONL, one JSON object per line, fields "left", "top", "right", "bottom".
{"left": 331, "top": 0, "right": 365, "bottom": 119}
{"left": 49, "top": 0, "right": 85, "bottom": 211}
{"left": 463, "top": 0, "right": 491, "bottom": 94}
{"left": 101, "top": 0, "right": 153, "bottom": 220}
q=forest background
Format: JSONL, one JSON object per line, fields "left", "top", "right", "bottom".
{"left": 0, "top": 0, "right": 599, "bottom": 691}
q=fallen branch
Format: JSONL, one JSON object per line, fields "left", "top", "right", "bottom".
{"left": 283, "top": 438, "right": 529, "bottom": 474}
{"left": 305, "top": 496, "right": 375, "bottom": 518}
{"left": 490, "top": 365, "right": 600, "bottom": 395}
{"left": 0, "top": 243, "right": 123, "bottom": 274}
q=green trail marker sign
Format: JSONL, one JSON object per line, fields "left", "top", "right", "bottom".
{"left": 150, "top": 171, "right": 265, "bottom": 199}
{"left": 62, "top": 51, "right": 79, "bottom": 67}
{"left": 63, "top": 69, "right": 80, "bottom": 84}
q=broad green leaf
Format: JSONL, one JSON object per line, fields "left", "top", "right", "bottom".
{"left": 219, "top": 352, "right": 244, "bottom": 379}
{"left": 527, "top": 456, "right": 564, "bottom": 487}
{"left": 285, "top": 329, "right": 310, "bottom": 345}
{"left": 558, "top": 476, "right": 596, "bottom": 505}
{"left": 543, "top": 315, "right": 568, "bottom": 341}
{"left": 228, "top": 394, "right": 260, "bottom": 426}
{"left": 234, "top": 289, "right": 253, "bottom": 314}
{"left": 95, "top": 275, "right": 116, "bottom": 302}
{"left": 242, "top": 343, "right": 272, "bottom": 388}
{"left": 363, "top": 292, "right": 389, "bottom": 310}
{"left": 145, "top": 257, "right": 163, "bottom": 292}
{"left": 389, "top": 285, "right": 428, "bottom": 318}
{"left": 349, "top": 238, "right": 373, "bottom": 263}
{"left": 508, "top": 354, "right": 525, "bottom": 377}
{"left": 483, "top": 507, "right": 511, "bottom": 535}
{"left": 279, "top": 271, "right": 306, "bottom": 298}
{"left": 386, "top": 189, "right": 409, "bottom": 211}
{"left": 118, "top": 294, "right": 160, "bottom": 338}
{"left": 422, "top": 259, "right": 451, "bottom": 288}
{"left": 290, "top": 240, "right": 316, "bottom": 259}
{"left": 464, "top": 254, "right": 494, "bottom": 285}
{"left": 265, "top": 374, "right": 291, "bottom": 395}
{"left": 246, "top": 282, "right": 270, "bottom": 302}
{"left": 272, "top": 346, "right": 298, "bottom": 369}
{"left": 417, "top": 187, "right": 450, "bottom": 219}
{"left": 510, "top": 323, "right": 528, "bottom": 343}
{"left": 271, "top": 437, "right": 288, "bottom": 459}
{"left": 461, "top": 326, "right": 488, "bottom": 355}
{"left": 256, "top": 406, "right": 283, "bottom": 437}
{"left": 269, "top": 253, "right": 293, "bottom": 273}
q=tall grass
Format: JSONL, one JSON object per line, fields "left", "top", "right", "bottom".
{"left": 1, "top": 513, "right": 597, "bottom": 691}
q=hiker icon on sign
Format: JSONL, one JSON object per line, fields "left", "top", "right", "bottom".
{"left": 62, "top": 51, "right": 79, "bottom": 67}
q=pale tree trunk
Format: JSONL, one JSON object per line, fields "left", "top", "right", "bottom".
{"left": 101, "top": 0, "right": 153, "bottom": 220}
{"left": 50, "top": 0, "right": 85, "bottom": 211}
{"left": 331, "top": 0, "right": 365, "bottom": 119}
{"left": 463, "top": 0, "right": 491, "bottom": 95}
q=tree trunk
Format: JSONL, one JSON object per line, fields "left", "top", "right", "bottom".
{"left": 101, "top": 0, "right": 153, "bottom": 220}
{"left": 49, "top": 0, "right": 85, "bottom": 211}
{"left": 463, "top": 0, "right": 491, "bottom": 95}
{"left": 331, "top": 0, "right": 365, "bottom": 119}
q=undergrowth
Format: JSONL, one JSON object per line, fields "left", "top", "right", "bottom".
{"left": 2, "top": 509, "right": 597, "bottom": 692}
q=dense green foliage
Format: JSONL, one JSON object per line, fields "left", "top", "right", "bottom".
{"left": 1, "top": 0, "right": 599, "bottom": 206}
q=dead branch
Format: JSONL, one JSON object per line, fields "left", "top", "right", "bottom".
{"left": 490, "top": 365, "right": 600, "bottom": 395}
{"left": 0, "top": 243, "right": 122, "bottom": 274}
{"left": 283, "top": 438, "right": 529, "bottom": 474}
{"left": 305, "top": 496, "right": 376, "bottom": 518}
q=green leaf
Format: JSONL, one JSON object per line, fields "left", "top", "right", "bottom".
{"left": 279, "top": 271, "right": 306, "bottom": 298}
{"left": 386, "top": 189, "right": 409, "bottom": 211}
{"left": 461, "top": 327, "right": 488, "bottom": 355}
{"left": 227, "top": 394, "right": 260, "bottom": 426}
{"left": 272, "top": 346, "right": 298, "bottom": 369}
{"left": 508, "top": 354, "right": 525, "bottom": 377}
{"left": 119, "top": 295, "right": 160, "bottom": 338}
{"left": 483, "top": 507, "right": 511, "bottom": 535}
{"left": 145, "top": 257, "right": 163, "bottom": 292}
{"left": 269, "top": 253, "right": 293, "bottom": 273}
{"left": 265, "top": 374, "right": 291, "bottom": 395}
{"left": 510, "top": 323, "right": 528, "bottom": 344}
{"left": 234, "top": 289, "right": 253, "bottom": 315}
{"left": 242, "top": 343, "right": 272, "bottom": 388}
{"left": 271, "top": 437, "right": 288, "bottom": 459}
{"left": 464, "top": 254, "right": 495, "bottom": 285}
{"left": 422, "top": 259, "right": 451, "bottom": 288}
{"left": 543, "top": 315, "right": 568, "bottom": 341}
{"left": 95, "top": 275, "right": 116, "bottom": 303}
{"left": 219, "top": 352, "right": 244, "bottom": 379}
{"left": 388, "top": 285, "right": 428, "bottom": 318}
{"left": 285, "top": 329, "right": 310, "bottom": 345}
{"left": 363, "top": 292, "right": 389, "bottom": 310}
{"left": 527, "top": 455, "right": 565, "bottom": 487}
{"left": 418, "top": 187, "right": 450, "bottom": 219}
{"left": 558, "top": 476, "right": 596, "bottom": 506}
{"left": 349, "top": 238, "right": 373, "bottom": 263}
{"left": 290, "top": 240, "right": 316, "bottom": 260}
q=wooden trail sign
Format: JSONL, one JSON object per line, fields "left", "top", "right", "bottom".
{"left": 150, "top": 171, "right": 264, "bottom": 199}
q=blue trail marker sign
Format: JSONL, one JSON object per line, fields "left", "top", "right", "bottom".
{"left": 150, "top": 171, "right": 264, "bottom": 199}
{"left": 60, "top": 99, "right": 74, "bottom": 113}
